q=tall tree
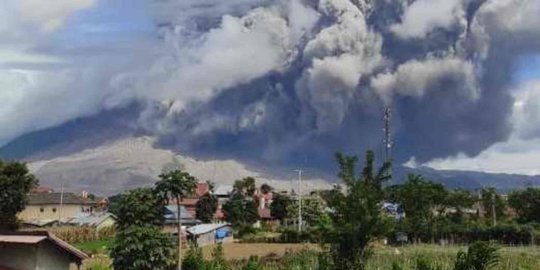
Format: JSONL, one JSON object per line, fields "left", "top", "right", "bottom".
{"left": 394, "top": 174, "right": 447, "bottom": 242}
{"left": 270, "top": 193, "right": 290, "bottom": 223}
{"left": 325, "top": 151, "right": 391, "bottom": 269}
{"left": 110, "top": 188, "right": 173, "bottom": 269}
{"left": 233, "top": 177, "right": 256, "bottom": 197}
{"left": 222, "top": 193, "right": 259, "bottom": 227}
{"left": 0, "top": 159, "right": 38, "bottom": 230}
{"left": 155, "top": 170, "right": 197, "bottom": 270}
{"left": 481, "top": 187, "right": 506, "bottom": 223}
{"left": 196, "top": 193, "right": 218, "bottom": 223}
{"left": 111, "top": 226, "right": 176, "bottom": 270}
{"left": 260, "top": 183, "right": 273, "bottom": 194}
{"left": 114, "top": 188, "right": 166, "bottom": 231}
{"left": 508, "top": 188, "right": 540, "bottom": 223}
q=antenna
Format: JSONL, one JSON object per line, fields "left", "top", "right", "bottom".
{"left": 383, "top": 107, "right": 392, "bottom": 163}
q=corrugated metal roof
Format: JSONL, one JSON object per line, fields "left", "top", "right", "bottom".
{"left": 67, "top": 213, "right": 115, "bottom": 227}
{"left": 165, "top": 205, "right": 194, "bottom": 219}
{"left": 214, "top": 185, "right": 233, "bottom": 196}
{"left": 0, "top": 235, "right": 47, "bottom": 244}
{"left": 187, "top": 223, "right": 230, "bottom": 235}
{"left": 27, "top": 193, "right": 95, "bottom": 205}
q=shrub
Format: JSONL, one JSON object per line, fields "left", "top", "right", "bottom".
{"left": 454, "top": 241, "right": 500, "bottom": 270}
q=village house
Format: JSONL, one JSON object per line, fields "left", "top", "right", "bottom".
{"left": 0, "top": 231, "right": 87, "bottom": 270}
{"left": 64, "top": 212, "right": 116, "bottom": 231}
{"left": 18, "top": 193, "right": 97, "bottom": 225}
{"left": 187, "top": 223, "right": 233, "bottom": 247}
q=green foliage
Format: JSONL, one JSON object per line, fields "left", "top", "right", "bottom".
{"left": 416, "top": 256, "right": 441, "bottom": 270}
{"left": 182, "top": 244, "right": 205, "bottom": 270}
{"left": 260, "top": 183, "right": 273, "bottom": 194}
{"left": 113, "top": 188, "right": 165, "bottom": 231}
{"left": 196, "top": 193, "right": 218, "bottom": 223}
{"left": 286, "top": 195, "right": 329, "bottom": 228}
{"left": 223, "top": 193, "right": 259, "bottom": 228}
{"left": 155, "top": 169, "right": 198, "bottom": 203}
{"left": 110, "top": 226, "right": 176, "bottom": 270}
{"left": 0, "top": 159, "right": 38, "bottom": 230}
{"left": 242, "top": 256, "right": 263, "bottom": 270}
{"left": 325, "top": 150, "right": 392, "bottom": 270}
{"left": 270, "top": 193, "right": 290, "bottom": 222}
{"left": 233, "top": 177, "right": 257, "bottom": 197}
{"left": 481, "top": 188, "right": 507, "bottom": 221}
{"left": 508, "top": 188, "right": 540, "bottom": 223}
{"left": 454, "top": 242, "right": 500, "bottom": 270}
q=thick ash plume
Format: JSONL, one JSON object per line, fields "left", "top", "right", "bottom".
{"left": 127, "top": 0, "right": 540, "bottom": 167}
{"left": 2, "top": 0, "right": 540, "bottom": 170}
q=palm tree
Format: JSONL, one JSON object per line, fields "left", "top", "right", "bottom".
{"left": 155, "top": 170, "right": 197, "bottom": 270}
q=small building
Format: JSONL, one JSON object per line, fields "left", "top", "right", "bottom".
{"left": 187, "top": 224, "right": 233, "bottom": 247}
{"left": 163, "top": 205, "right": 201, "bottom": 234}
{"left": 65, "top": 213, "right": 116, "bottom": 231}
{"left": 18, "top": 193, "right": 97, "bottom": 224}
{"left": 0, "top": 231, "right": 88, "bottom": 270}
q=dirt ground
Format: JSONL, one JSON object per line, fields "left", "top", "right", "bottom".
{"left": 201, "top": 243, "right": 319, "bottom": 260}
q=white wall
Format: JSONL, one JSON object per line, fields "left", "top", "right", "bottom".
{"left": 37, "top": 241, "right": 73, "bottom": 270}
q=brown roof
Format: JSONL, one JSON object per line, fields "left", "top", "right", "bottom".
{"left": 27, "top": 193, "right": 95, "bottom": 206}
{"left": 0, "top": 231, "right": 88, "bottom": 263}
{"left": 196, "top": 182, "right": 210, "bottom": 197}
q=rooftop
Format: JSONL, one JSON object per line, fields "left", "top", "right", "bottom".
{"left": 0, "top": 231, "right": 88, "bottom": 263}
{"left": 27, "top": 193, "right": 96, "bottom": 205}
{"left": 187, "top": 223, "right": 231, "bottom": 235}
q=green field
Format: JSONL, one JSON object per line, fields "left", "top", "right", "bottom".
{"left": 82, "top": 243, "right": 540, "bottom": 270}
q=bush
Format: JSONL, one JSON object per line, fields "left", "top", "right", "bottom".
{"left": 454, "top": 241, "right": 500, "bottom": 270}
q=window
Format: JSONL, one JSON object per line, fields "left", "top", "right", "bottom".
{"left": 40, "top": 208, "right": 44, "bottom": 213}
{"left": 52, "top": 208, "right": 57, "bottom": 213}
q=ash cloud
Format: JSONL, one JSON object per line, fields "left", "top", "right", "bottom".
{"left": 2, "top": 0, "right": 540, "bottom": 170}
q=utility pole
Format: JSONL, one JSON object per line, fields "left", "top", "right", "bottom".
{"left": 383, "top": 107, "right": 392, "bottom": 163}
{"left": 59, "top": 183, "right": 64, "bottom": 224}
{"left": 294, "top": 169, "right": 303, "bottom": 232}
{"left": 492, "top": 194, "right": 497, "bottom": 227}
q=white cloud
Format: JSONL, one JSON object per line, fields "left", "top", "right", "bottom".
{"left": 391, "top": 0, "right": 465, "bottom": 39}
{"left": 371, "top": 57, "right": 478, "bottom": 103}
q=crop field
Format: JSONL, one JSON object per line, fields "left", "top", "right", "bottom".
{"left": 82, "top": 243, "right": 540, "bottom": 269}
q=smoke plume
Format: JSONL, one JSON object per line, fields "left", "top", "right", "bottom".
{"left": 2, "top": 0, "right": 540, "bottom": 170}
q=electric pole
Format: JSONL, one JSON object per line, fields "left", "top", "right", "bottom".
{"left": 383, "top": 107, "right": 392, "bottom": 163}
{"left": 294, "top": 169, "right": 303, "bottom": 232}
{"left": 492, "top": 195, "right": 497, "bottom": 227}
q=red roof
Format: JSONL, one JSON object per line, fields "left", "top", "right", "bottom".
{"left": 31, "top": 186, "right": 53, "bottom": 194}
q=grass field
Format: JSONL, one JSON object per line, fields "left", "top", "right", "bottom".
{"left": 82, "top": 243, "right": 540, "bottom": 269}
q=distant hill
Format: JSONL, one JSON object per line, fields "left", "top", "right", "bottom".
{"left": 1, "top": 113, "right": 539, "bottom": 195}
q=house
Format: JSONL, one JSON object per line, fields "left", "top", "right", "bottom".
{"left": 18, "top": 193, "right": 97, "bottom": 225}
{"left": 187, "top": 224, "right": 233, "bottom": 247}
{"left": 0, "top": 231, "right": 87, "bottom": 270}
{"left": 163, "top": 205, "right": 201, "bottom": 234}
{"left": 65, "top": 213, "right": 116, "bottom": 231}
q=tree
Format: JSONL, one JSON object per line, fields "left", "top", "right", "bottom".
{"left": 233, "top": 177, "right": 256, "bottom": 197}
{"left": 270, "top": 193, "right": 290, "bottom": 223}
{"left": 393, "top": 174, "right": 447, "bottom": 242}
{"left": 114, "top": 188, "right": 166, "bottom": 231}
{"left": 111, "top": 226, "right": 176, "bottom": 270}
{"left": 222, "top": 193, "right": 259, "bottom": 227}
{"left": 481, "top": 187, "right": 506, "bottom": 223}
{"left": 196, "top": 193, "right": 218, "bottom": 223}
{"left": 0, "top": 159, "right": 38, "bottom": 230}
{"left": 324, "top": 151, "right": 392, "bottom": 269}
{"left": 508, "top": 188, "right": 540, "bottom": 223}
{"left": 155, "top": 170, "right": 198, "bottom": 270}
{"left": 286, "top": 195, "right": 329, "bottom": 228}
{"left": 260, "top": 183, "right": 273, "bottom": 194}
